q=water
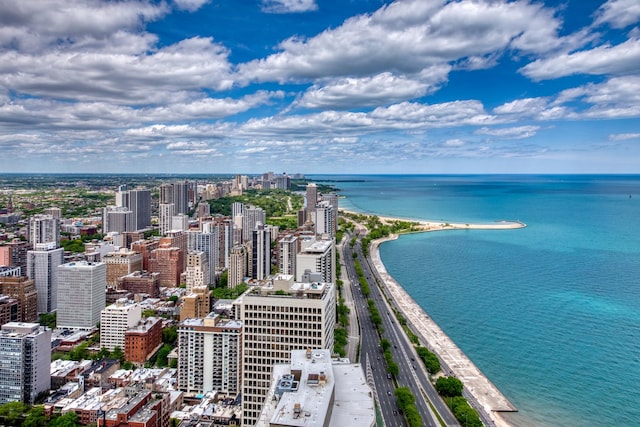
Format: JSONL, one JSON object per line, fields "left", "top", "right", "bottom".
{"left": 318, "top": 175, "right": 640, "bottom": 427}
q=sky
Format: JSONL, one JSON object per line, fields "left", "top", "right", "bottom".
{"left": 0, "top": 0, "right": 639, "bottom": 175}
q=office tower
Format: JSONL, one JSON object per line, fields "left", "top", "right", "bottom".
{"left": 158, "top": 203, "right": 175, "bottom": 236}
{"left": 277, "top": 234, "right": 297, "bottom": 276}
{"left": 172, "top": 181, "right": 189, "bottom": 215}
{"left": 124, "top": 317, "right": 162, "bottom": 364}
{"left": 178, "top": 313, "right": 242, "bottom": 395}
{"left": 171, "top": 213, "right": 190, "bottom": 231}
{"left": 0, "top": 322, "right": 51, "bottom": 405}
{"left": 131, "top": 239, "right": 159, "bottom": 272}
{"left": 115, "top": 184, "right": 128, "bottom": 206}
{"left": 188, "top": 224, "right": 220, "bottom": 285}
{"left": 251, "top": 223, "right": 270, "bottom": 280}
{"left": 197, "top": 202, "right": 210, "bottom": 218}
{"left": 296, "top": 239, "right": 335, "bottom": 284}
{"left": 102, "top": 250, "right": 143, "bottom": 286}
{"left": 242, "top": 205, "right": 266, "bottom": 243}
{"left": 315, "top": 200, "right": 335, "bottom": 237}
{"left": 0, "top": 239, "right": 29, "bottom": 271}
{"left": 118, "top": 271, "right": 160, "bottom": 299}
{"left": 57, "top": 261, "right": 106, "bottom": 330}
{"left": 185, "top": 251, "right": 208, "bottom": 292}
{"left": 149, "top": 245, "right": 183, "bottom": 287}
{"left": 222, "top": 218, "right": 235, "bottom": 269}
{"left": 0, "top": 276, "right": 38, "bottom": 323}
{"left": 122, "top": 189, "right": 151, "bottom": 231}
{"left": 180, "top": 286, "right": 210, "bottom": 321}
{"left": 102, "top": 206, "right": 134, "bottom": 233}
{"left": 159, "top": 183, "right": 173, "bottom": 204}
{"left": 100, "top": 299, "right": 142, "bottom": 352}
{"left": 231, "top": 202, "right": 243, "bottom": 223}
{"left": 297, "top": 208, "right": 306, "bottom": 228}
{"left": 44, "top": 207, "right": 62, "bottom": 219}
{"left": 238, "top": 274, "right": 336, "bottom": 426}
{"left": 274, "top": 174, "right": 290, "bottom": 190}
{"left": 28, "top": 214, "right": 60, "bottom": 248}
{"left": 26, "top": 243, "right": 64, "bottom": 313}
{"left": 305, "top": 183, "right": 317, "bottom": 221}
{"left": 228, "top": 244, "right": 247, "bottom": 288}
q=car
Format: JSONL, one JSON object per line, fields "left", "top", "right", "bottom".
{"left": 387, "top": 373, "right": 392, "bottom": 379}
{"left": 393, "top": 345, "right": 397, "bottom": 349}
{"left": 387, "top": 391, "right": 392, "bottom": 396}
{"left": 411, "top": 357, "right": 415, "bottom": 361}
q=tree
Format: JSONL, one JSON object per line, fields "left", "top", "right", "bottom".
{"left": 162, "top": 326, "right": 178, "bottom": 344}
{"left": 23, "top": 406, "right": 46, "bottom": 427}
{"left": 156, "top": 344, "right": 172, "bottom": 367}
{"left": 435, "top": 376, "right": 464, "bottom": 397}
{"left": 0, "top": 401, "right": 27, "bottom": 425}
{"left": 111, "top": 346, "right": 124, "bottom": 362}
{"left": 49, "top": 411, "right": 80, "bottom": 427}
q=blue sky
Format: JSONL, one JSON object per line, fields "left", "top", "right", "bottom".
{"left": 0, "top": 0, "right": 639, "bottom": 174}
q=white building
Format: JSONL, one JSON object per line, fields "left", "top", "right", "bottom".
{"left": 158, "top": 203, "right": 175, "bottom": 236}
{"left": 278, "top": 234, "right": 297, "bottom": 276}
{"left": 0, "top": 322, "right": 51, "bottom": 405}
{"left": 251, "top": 222, "right": 270, "bottom": 281}
{"left": 100, "top": 299, "right": 142, "bottom": 352}
{"left": 57, "top": 261, "right": 106, "bottom": 330}
{"left": 242, "top": 205, "right": 266, "bottom": 243}
{"left": 236, "top": 274, "right": 336, "bottom": 426}
{"left": 28, "top": 214, "right": 60, "bottom": 248}
{"left": 296, "top": 239, "right": 336, "bottom": 284}
{"left": 102, "top": 206, "right": 134, "bottom": 234}
{"left": 185, "top": 250, "right": 209, "bottom": 292}
{"left": 178, "top": 313, "right": 242, "bottom": 396}
{"left": 26, "top": 243, "right": 64, "bottom": 313}
{"left": 188, "top": 224, "right": 220, "bottom": 285}
{"left": 315, "top": 200, "right": 336, "bottom": 237}
{"left": 257, "top": 349, "right": 375, "bottom": 427}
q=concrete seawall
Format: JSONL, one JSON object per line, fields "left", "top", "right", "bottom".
{"left": 370, "top": 235, "right": 517, "bottom": 426}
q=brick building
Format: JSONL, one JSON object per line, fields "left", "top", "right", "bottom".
{"left": 124, "top": 317, "right": 163, "bottom": 364}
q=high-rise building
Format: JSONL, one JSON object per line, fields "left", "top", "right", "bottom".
{"left": 102, "top": 206, "right": 134, "bottom": 234}
{"left": 242, "top": 205, "right": 266, "bottom": 243}
{"left": 159, "top": 183, "right": 173, "bottom": 204}
{"left": 149, "top": 245, "right": 183, "bottom": 287}
{"left": 44, "top": 207, "right": 62, "bottom": 219}
{"left": 188, "top": 224, "right": 220, "bottom": 286}
{"left": 131, "top": 239, "right": 159, "bottom": 272}
{"left": 228, "top": 244, "right": 247, "bottom": 288}
{"left": 100, "top": 299, "right": 142, "bottom": 352}
{"left": 122, "top": 189, "right": 152, "bottom": 231}
{"left": 0, "top": 239, "right": 29, "bottom": 271}
{"left": 296, "top": 239, "right": 336, "bottom": 284}
{"left": 178, "top": 313, "right": 242, "bottom": 396}
{"left": 102, "top": 250, "right": 143, "bottom": 286}
{"left": 257, "top": 349, "right": 375, "bottom": 427}
{"left": 251, "top": 223, "right": 270, "bottom": 280}
{"left": 26, "top": 243, "right": 64, "bottom": 313}
{"left": 277, "top": 234, "right": 297, "bottom": 276}
{"left": 124, "top": 317, "right": 163, "bottom": 364}
{"left": 0, "top": 322, "right": 51, "bottom": 405}
{"left": 185, "top": 251, "right": 208, "bottom": 292}
{"left": 197, "top": 202, "right": 210, "bottom": 218}
{"left": 28, "top": 214, "right": 60, "bottom": 248}
{"left": 118, "top": 270, "right": 160, "bottom": 298}
{"left": 315, "top": 200, "right": 336, "bottom": 237}
{"left": 172, "top": 181, "right": 189, "bottom": 215}
{"left": 57, "top": 261, "right": 106, "bottom": 330}
{"left": 180, "top": 286, "right": 211, "bottom": 321}
{"left": 305, "top": 183, "right": 318, "bottom": 222}
{"left": 171, "top": 213, "right": 190, "bottom": 232}
{"left": 0, "top": 276, "right": 39, "bottom": 323}
{"left": 237, "top": 275, "right": 336, "bottom": 426}
{"left": 158, "top": 203, "right": 175, "bottom": 236}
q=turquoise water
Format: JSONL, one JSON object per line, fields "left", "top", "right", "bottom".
{"left": 319, "top": 175, "right": 640, "bottom": 427}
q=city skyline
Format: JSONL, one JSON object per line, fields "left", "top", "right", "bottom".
{"left": 1, "top": 0, "right": 639, "bottom": 174}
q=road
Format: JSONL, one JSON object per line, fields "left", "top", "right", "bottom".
{"left": 340, "top": 228, "right": 460, "bottom": 427}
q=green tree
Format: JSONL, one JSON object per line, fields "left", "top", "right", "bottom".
{"left": 23, "top": 406, "right": 46, "bottom": 427}
{"left": 0, "top": 401, "right": 28, "bottom": 425}
{"left": 435, "top": 376, "right": 464, "bottom": 397}
{"left": 162, "top": 326, "right": 178, "bottom": 344}
{"left": 39, "top": 312, "right": 57, "bottom": 329}
{"left": 49, "top": 411, "right": 81, "bottom": 427}
{"left": 156, "top": 344, "right": 172, "bottom": 367}
{"left": 111, "top": 346, "right": 124, "bottom": 362}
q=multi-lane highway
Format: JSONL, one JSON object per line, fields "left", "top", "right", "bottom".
{"left": 340, "top": 229, "right": 460, "bottom": 427}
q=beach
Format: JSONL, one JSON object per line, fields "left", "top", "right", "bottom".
{"left": 343, "top": 209, "right": 524, "bottom": 426}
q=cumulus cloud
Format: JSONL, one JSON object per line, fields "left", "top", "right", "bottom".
{"left": 594, "top": 0, "right": 640, "bottom": 29}
{"left": 520, "top": 38, "right": 640, "bottom": 80}
{"left": 609, "top": 133, "right": 640, "bottom": 141}
{"left": 475, "top": 125, "right": 540, "bottom": 139}
{"left": 261, "top": 0, "right": 318, "bottom": 14}
{"left": 173, "top": 0, "right": 210, "bottom": 13}
{"left": 239, "top": 0, "right": 567, "bottom": 84}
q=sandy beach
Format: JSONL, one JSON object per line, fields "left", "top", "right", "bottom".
{"left": 342, "top": 209, "right": 524, "bottom": 427}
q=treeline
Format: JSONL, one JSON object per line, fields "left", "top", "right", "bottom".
{"left": 207, "top": 189, "right": 303, "bottom": 218}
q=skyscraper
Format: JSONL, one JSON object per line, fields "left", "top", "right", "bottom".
{"left": 57, "top": 261, "right": 106, "bottom": 330}
{"left": 122, "top": 189, "right": 151, "bottom": 231}
{"left": 185, "top": 251, "right": 208, "bottom": 292}
{"left": 229, "top": 244, "right": 247, "bottom": 288}
{"left": 0, "top": 322, "right": 51, "bottom": 405}
{"left": 158, "top": 203, "right": 175, "bottom": 236}
{"left": 100, "top": 299, "right": 142, "bottom": 352}
{"left": 26, "top": 243, "right": 64, "bottom": 313}
{"left": 305, "top": 183, "right": 318, "bottom": 222}
{"left": 102, "top": 206, "right": 134, "bottom": 233}
{"left": 242, "top": 205, "right": 266, "bottom": 243}
{"left": 251, "top": 222, "right": 271, "bottom": 280}
{"left": 277, "top": 234, "right": 297, "bottom": 276}
{"left": 238, "top": 275, "right": 336, "bottom": 426}
{"left": 296, "top": 238, "right": 335, "bottom": 284}
{"left": 188, "top": 223, "right": 220, "bottom": 285}
{"left": 28, "top": 214, "right": 60, "bottom": 248}
{"left": 172, "top": 181, "right": 189, "bottom": 215}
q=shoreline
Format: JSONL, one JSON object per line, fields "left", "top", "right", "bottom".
{"left": 342, "top": 209, "right": 523, "bottom": 426}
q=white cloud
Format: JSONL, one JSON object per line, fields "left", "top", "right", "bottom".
{"left": 239, "top": 0, "right": 566, "bottom": 84}
{"left": 444, "top": 139, "right": 465, "bottom": 147}
{"left": 594, "top": 0, "right": 640, "bottom": 29}
{"left": 173, "top": 0, "right": 210, "bottom": 13}
{"left": 475, "top": 126, "right": 540, "bottom": 139}
{"left": 609, "top": 133, "right": 640, "bottom": 141}
{"left": 493, "top": 98, "right": 550, "bottom": 115}
{"left": 261, "top": 0, "right": 318, "bottom": 14}
{"left": 520, "top": 38, "right": 640, "bottom": 81}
